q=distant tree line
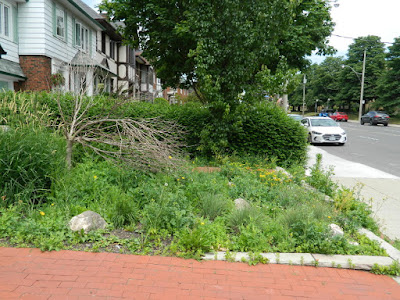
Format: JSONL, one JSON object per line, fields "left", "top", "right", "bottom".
{"left": 290, "top": 35, "right": 400, "bottom": 115}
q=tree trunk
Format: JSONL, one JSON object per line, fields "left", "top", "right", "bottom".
{"left": 66, "top": 139, "right": 74, "bottom": 169}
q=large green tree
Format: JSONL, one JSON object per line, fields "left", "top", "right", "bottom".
{"left": 375, "top": 37, "right": 400, "bottom": 113}
{"left": 100, "top": 0, "right": 334, "bottom": 110}
{"left": 289, "top": 57, "right": 344, "bottom": 112}
{"left": 339, "top": 36, "right": 385, "bottom": 111}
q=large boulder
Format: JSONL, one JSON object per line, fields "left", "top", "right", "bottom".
{"left": 68, "top": 211, "right": 107, "bottom": 233}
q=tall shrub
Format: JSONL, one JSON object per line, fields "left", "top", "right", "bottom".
{"left": 0, "top": 126, "right": 65, "bottom": 206}
{"left": 229, "top": 102, "right": 308, "bottom": 166}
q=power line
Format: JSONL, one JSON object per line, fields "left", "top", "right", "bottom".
{"left": 332, "top": 34, "right": 394, "bottom": 45}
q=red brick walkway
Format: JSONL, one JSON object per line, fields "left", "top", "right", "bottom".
{"left": 0, "top": 247, "right": 399, "bottom": 299}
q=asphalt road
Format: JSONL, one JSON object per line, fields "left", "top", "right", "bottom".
{"left": 313, "top": 121, "right": 400, "bottom": 177}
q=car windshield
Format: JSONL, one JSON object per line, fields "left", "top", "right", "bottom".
{"left": 288, "top": 114, "right": 302, "bottom": 121}
{"left": 338, "top": 112, "right": 346, "bottom": 115}
{"left": 310, "top": 119, "right": 339, "bottom": 127}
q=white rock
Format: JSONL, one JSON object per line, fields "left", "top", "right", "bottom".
{"left": 329, "top": 223, "right": 344, "bottom": 237}
{"left": 234, "top": 198, "right": 250, "bottom": 210}
{"left": 68, "top": 211, "right": 107, "bottom": 233}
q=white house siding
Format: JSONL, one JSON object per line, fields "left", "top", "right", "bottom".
{"left": 0, "top": 38, "right": 18, "bottom": 63}
{"left": 18, "top": 0, "right": 97, "bottom": 63}
{"left": 1, "top": 0, "right": 18, "bottom": 62}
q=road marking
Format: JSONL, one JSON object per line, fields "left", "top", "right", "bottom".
{"left": 359, "top": 135, "right": 379, "bottom": 141}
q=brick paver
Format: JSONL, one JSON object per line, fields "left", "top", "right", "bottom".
{"left": 1, "top": 247, "right": 399, "bottom": 299}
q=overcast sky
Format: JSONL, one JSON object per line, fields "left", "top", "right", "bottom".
{"left": 312, "top": 0, "right": 400, "bottom": 62}
{"left": 84, "top": 0, "right": 400, "bottom": 62}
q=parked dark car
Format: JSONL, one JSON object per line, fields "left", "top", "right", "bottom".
{"left": 360, "top": 111, "right": 390, "bottom": 126}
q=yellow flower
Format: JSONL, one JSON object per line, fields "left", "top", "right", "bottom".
{"left": 200, "top": 222, "right": 205, "bottom": 225}
{"left": 51, "top": 203, "right": 55, "bottom": 206}
{"left": 40, "top": 211, "right": 45, "bottom": 216}
{"left": 328, "top": 216, "right": 331, "bottom": 219}
{"left": 181, "top": 177, "right": 185, "bottom": 179}
{"left": 259, "top": 174, "right": 266, "bottom": 178}
{"left": 168, "top": 156, "right": 172, "bottom": 159}
{"left": 93, "top": 175, "right": 97, "bottom": 179}
{"left": 177, "top": 178, "right": 180, "bottom": 181}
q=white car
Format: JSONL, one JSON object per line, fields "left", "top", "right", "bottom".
{"left": 301, "top": 117, "right": 347, "bottom": 146}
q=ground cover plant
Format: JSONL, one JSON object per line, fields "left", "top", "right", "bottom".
{"left": 0, "top": 153, "right": 385, "bottom": 258}
{"left": 0, "top": 91, "right": 386, "bottom": 261}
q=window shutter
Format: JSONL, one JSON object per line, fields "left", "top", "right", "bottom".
{"left": 64, "top": 11, "right": 68, "bottom": 42}
{"left": 89, "top": 30, "right": 92, "bottom": 56}
{"left": 72, "top": 18, "right": 75, "bottom": 46}
{"left": 52, "top": 2, "right": 56, "bottom": 36}
{"left": 12, "top": 6, "right": 17, "bottom": 43}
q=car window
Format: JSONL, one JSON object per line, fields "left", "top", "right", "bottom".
{"left": 310, "top": 118, "right": 338, "bottom": 127}
{"left": 301, "top": 119, "right": 308, "bottom": 125}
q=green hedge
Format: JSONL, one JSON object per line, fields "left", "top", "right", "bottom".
{"left": 229, "top": 103, "right": 308, "bottom": 165}
{"left": 1, "top": 92, "right": 307, "bottom": 166}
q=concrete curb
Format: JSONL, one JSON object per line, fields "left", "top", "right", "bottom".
{"left": 347, "top": 119, "right": 400, "bottom": 127}
{"left": 202, "top": 229, "right": 400, "bottom": 280}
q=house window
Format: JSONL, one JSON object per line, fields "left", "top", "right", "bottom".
{"left": 101, "top": 32, "right": 106, "bottom": 53}
{"left": 56, "top": 7, "right": 65, "bottom": 38}
{"left": 0, "top": 2, "right": 10, "bottom": 38}
{"left": 110, "top": 40, "right": 115, "bottom": 59}
{"left": 75, "top": 22, "right": 89, "bottom": 52}
{"left": 0, "top": 80, "right": 9, "bottom": 91}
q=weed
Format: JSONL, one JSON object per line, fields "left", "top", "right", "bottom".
{"left": 371, "top": 261, "right": 400, "bottom": 276}
{"left": 247, "top": 252, "right": 269, "bottom": 265}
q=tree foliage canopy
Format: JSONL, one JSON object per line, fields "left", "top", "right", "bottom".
{"left": 100, "top": 0, "right": 334, "bottom": 108}
{"left": 376, "top": 37, "right": 400, "bottom": 113}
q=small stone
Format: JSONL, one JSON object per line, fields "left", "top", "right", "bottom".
{"left": 234, "top": 198, "right": 250, "bottom": 210}
{"left": 274, "top": 167, "right": 292, "bottom": 178}
{"left": 329, "top": 223, "right": 344, "bottom": 237}
{"left": 349, "top": 241, "right": 359, "bottom": 246}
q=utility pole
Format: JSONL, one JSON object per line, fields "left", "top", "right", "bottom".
{"left": 358, "top": 49, "right": 366, "bottom": 122}
{"left": 302, "top": 75, "right": 306, "bottom": 117}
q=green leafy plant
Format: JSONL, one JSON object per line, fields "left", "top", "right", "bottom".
{"left": 306, "top": 154, "right": 337, "bottom": 197}
{"left": 371, "top": 261, "right": 400, "bottom": 276}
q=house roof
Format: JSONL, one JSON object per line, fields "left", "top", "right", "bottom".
{"left": 0, "top": 59, "right": 26, "bottom": 80}
{"left": 135, "top": 50, "right": 150, "bottom": 65}
{"left": 95, "top": 15, "right": 123, "bottom": 41}
{"left": 71, "top": 51, "right": 117, "bottom": 77}
{"left": 65, "top": 0, "right": 105, "bottom": 31}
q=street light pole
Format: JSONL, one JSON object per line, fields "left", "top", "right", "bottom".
{"left": 358, "top": 49, "right": 366, "bottom": 122}
{"left": 302, "top": 75, "right": 306, "bottom": 117}
{"left": 341, "top": 49, "right": 366, "bottom": 122}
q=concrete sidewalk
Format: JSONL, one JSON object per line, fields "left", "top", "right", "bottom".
{"left": 1, "top": 247, "right": 400, "bottom": 299}
{"left": 307, "top": 146, "right": 400, "bottom": 240}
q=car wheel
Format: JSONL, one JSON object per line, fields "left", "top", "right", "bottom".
{"left": 360, "top": 119, "right": 364, "bottom": 125}
{"left": 308, "top": 134, "right": 313, "bottom": 144}
{"left": 370, "top": 119, "right": 374, "bottom": 126}
{"left": 384, "top": 123, "right": 388, "bottom": 127}
{"left": 338, "top": 143, "right": 345, "bottom": 146}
